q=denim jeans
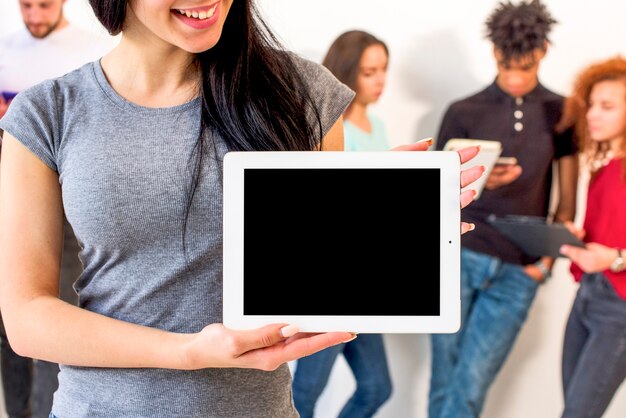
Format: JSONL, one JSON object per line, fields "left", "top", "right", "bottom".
{"left": 292, "top": 333, "right": 392, "bottom": 418}
{"left": 561, "top": 273, "right": 626, "bottom": 418}
{"left": 429, "top": 247, "right": 539, "bottom": 418}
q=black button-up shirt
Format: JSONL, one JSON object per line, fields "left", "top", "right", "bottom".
{"left": 436, "top": 80, "right": 576, "bottom": 265}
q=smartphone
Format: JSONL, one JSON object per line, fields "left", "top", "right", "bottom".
{"left": 495, "top": 156, "right": 518, "bottom": 166}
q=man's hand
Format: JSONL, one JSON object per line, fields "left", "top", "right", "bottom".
{"left": 485, "top": 164, "right": 522, "bottom": 190}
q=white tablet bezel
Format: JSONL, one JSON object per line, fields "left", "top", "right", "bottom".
{"left": 443, "top": 139, "right": 502, "bottom": 200}
{"left": 223, "top": 151, "right": 461, "bottom": 334}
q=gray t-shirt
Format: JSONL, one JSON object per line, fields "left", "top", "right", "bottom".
{"left": 0, "top": 57, "right": 353, "bottom": 417}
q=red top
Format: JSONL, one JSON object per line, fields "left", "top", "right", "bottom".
{"left": 571, "top": 158, "right": 626, "bottom": 298}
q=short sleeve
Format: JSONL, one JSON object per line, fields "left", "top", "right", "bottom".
{"left": 290, "top": 54, "right": 355, "bottom": 138}
{"left": 435, "top": 103, "right": 466, "bottom": 151}
{"left": 0, "top": 80, "right": 60, "bottom": 171}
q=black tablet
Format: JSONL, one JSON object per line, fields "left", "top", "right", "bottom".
{"left": 488, "top": 215, "right": 585, "bottom": 258}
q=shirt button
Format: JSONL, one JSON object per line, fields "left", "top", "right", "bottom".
{"left": 514, "top": 122, "right": 524, "bottom": 132}
{"left": 514, "top": 110, "right": 523, "bottom": 119}
{"left": 515, "top": 97, "right": 524, "bottom": 105}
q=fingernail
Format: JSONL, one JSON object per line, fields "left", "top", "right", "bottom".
{"left": 417, "top": 137, "right": 433, "bottom": 145}
{"left": 343, "top": 333, "right": 358, "bottom": 343}
{"left": 280, "top": 324, "right": 299, "bottom": 338}
{"left": 468, "top": 223, "right": 476, "bottom": 231}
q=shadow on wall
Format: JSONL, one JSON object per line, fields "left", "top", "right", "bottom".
{"left": 400, "top": 30, "right": 483, "bottom": 147}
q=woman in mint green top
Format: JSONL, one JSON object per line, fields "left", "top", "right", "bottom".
{"left": 292, "top": 30, "right": 392, "bottom": 418}
{"left": 325, "top": 29, "right": 391, "bottom": 153}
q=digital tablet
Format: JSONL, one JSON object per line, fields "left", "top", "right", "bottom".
{"left": 223, "top": 151, "right": 461, "bottom": 334}
{"left": 487, "top": 215, "right": 586, "bottom": 258}
{"left": 443, "top": 139, "right": 502, "bottom": 199}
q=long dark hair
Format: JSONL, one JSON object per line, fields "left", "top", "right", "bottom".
{"left": 322, "top": 30, "right": 388, "bottom": 92}
{"left": 89, "top": 0, "right": 323, "bottom": 259}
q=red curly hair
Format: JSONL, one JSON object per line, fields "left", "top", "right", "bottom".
{"left": 557, "top": 56, "right": 626, "bottom": 179}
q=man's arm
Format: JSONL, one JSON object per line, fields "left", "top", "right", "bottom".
{"left": 523, "top": 154, "right": 579, "bottom": 280}
{"left": 553, "top": 154, "right": 578, "bottom": 223}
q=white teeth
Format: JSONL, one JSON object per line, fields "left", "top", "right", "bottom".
{"left": 176, "top": 5, "right": 216, "bottom": 20}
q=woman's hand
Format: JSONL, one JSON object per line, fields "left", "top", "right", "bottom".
{"left": 563, "top": 221, "right": 586, "bottom": 241}
{"left": 392, "top": 139, "right": 484, "bottom": 235}
{"left": 560, "top": 243, "right": 616, "bottom": 273}
{"left": 184, "top": 323, "right": 354, "bottom": 371}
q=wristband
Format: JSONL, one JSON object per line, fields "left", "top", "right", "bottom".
{"left": 534, "top": 259, "right": 551, "bottom": 280}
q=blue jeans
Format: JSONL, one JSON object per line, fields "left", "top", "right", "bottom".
{"left": 292, "top": 334, "right": 392, "bottom": 418}
{"left": 429, "top": 248, "right": 539, "bottom": 418}
{"left": 561, "top": 273, "right": 626, "bottom": 418}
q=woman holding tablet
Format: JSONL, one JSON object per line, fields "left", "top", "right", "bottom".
{"left": 0, "top": 1, "right": 482, "bottom": 416}
{"left": 558, "top": 57, "right": 626, "bottom": 418}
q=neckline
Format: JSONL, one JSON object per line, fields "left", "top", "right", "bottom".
{"left": 91, "top": 59, "right": 201, "bottom": 114}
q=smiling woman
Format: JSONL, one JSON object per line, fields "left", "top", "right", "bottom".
{"left": 0, "top": 0, "right": 482, "bottom": 416}
{"left": 0, "top": 0, "right": 358, "bottom": 416}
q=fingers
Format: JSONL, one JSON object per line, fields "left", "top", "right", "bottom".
{"left": 461, "top": 222, "right": 475, "bottom": 235}
{"left": 560, "top": 244, "right": 581, "bottom": 261}
{"left": 460, "top": 189, "right": 477, "bottom": 209}
{"left": 232, "top": 323, "right": 298, "bottom": 354}
{"left": 280, "top": 332, "right": 356, "bottom": 361}
{"left": 485, "top": 165, "right": 522, "bottom": 190}
{"left": 456, "top": 145, "right": 480, "bottom": 165}
{"left": 461, "top": 165, "right": 485, "bottom": 189}
{"left": 563, "top": 222, "right": 585, "bottom": 240}
{"left": 391, "top": 137, "right": 433, "bottom": 151}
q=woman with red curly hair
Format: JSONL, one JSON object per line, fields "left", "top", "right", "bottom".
{"left": 559, "top": 56, "right": 626, "bottom": 418}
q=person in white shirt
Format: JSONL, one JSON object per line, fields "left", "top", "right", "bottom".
{"left": 0, "top": 1, "right": 116, "bottom": 417}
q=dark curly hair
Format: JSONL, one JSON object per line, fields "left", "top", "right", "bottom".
{"left": 485, "top": 0, "right": 557, "bottom": 62}
{"left": 557, "top": 56, "right": 626, "bottom": 179}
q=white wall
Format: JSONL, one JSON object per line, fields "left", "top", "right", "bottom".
{"left": 2, "top": 1, "right": 626, "bottom": 417}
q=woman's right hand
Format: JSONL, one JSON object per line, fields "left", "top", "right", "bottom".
{"left": 184, "top": 323, "right": 354, "bottom": 371}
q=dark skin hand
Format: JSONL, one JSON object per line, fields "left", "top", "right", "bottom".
{"left": 485, "top": 164, "right": 522, "bottom": 190}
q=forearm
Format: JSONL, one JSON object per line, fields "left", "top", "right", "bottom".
{"left": 5, "top": 295, "right": 193, "bottom": 370}
{"left": 554, "top": 155, "right": 579, "bottom": 223}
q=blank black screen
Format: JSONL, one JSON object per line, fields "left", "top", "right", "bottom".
{"left": 243, "top": 168, "right": 440, "bottom": 316}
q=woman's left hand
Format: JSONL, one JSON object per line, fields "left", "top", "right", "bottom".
{"left": 560, "top": 242, "right": 616, "bottom": 273}
{"left": 391, "top": 139, "right": 484, "bottom": 235}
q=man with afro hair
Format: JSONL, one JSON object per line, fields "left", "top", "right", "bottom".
{"left": 431, "top": 1, "right": 578, "bottom": 417}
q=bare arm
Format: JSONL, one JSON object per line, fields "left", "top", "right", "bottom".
{"left": 320, "top": 116, "right": 345, "bottom": 151}
{"left": 0, "top": 133, "right": 353, "bottom": 371}
{"left": 553, "top": 155, "right": 578, "bottom": 223}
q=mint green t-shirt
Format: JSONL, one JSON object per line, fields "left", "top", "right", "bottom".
{"left": 344, "top": 114, "right": 389, "bottom": 151}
